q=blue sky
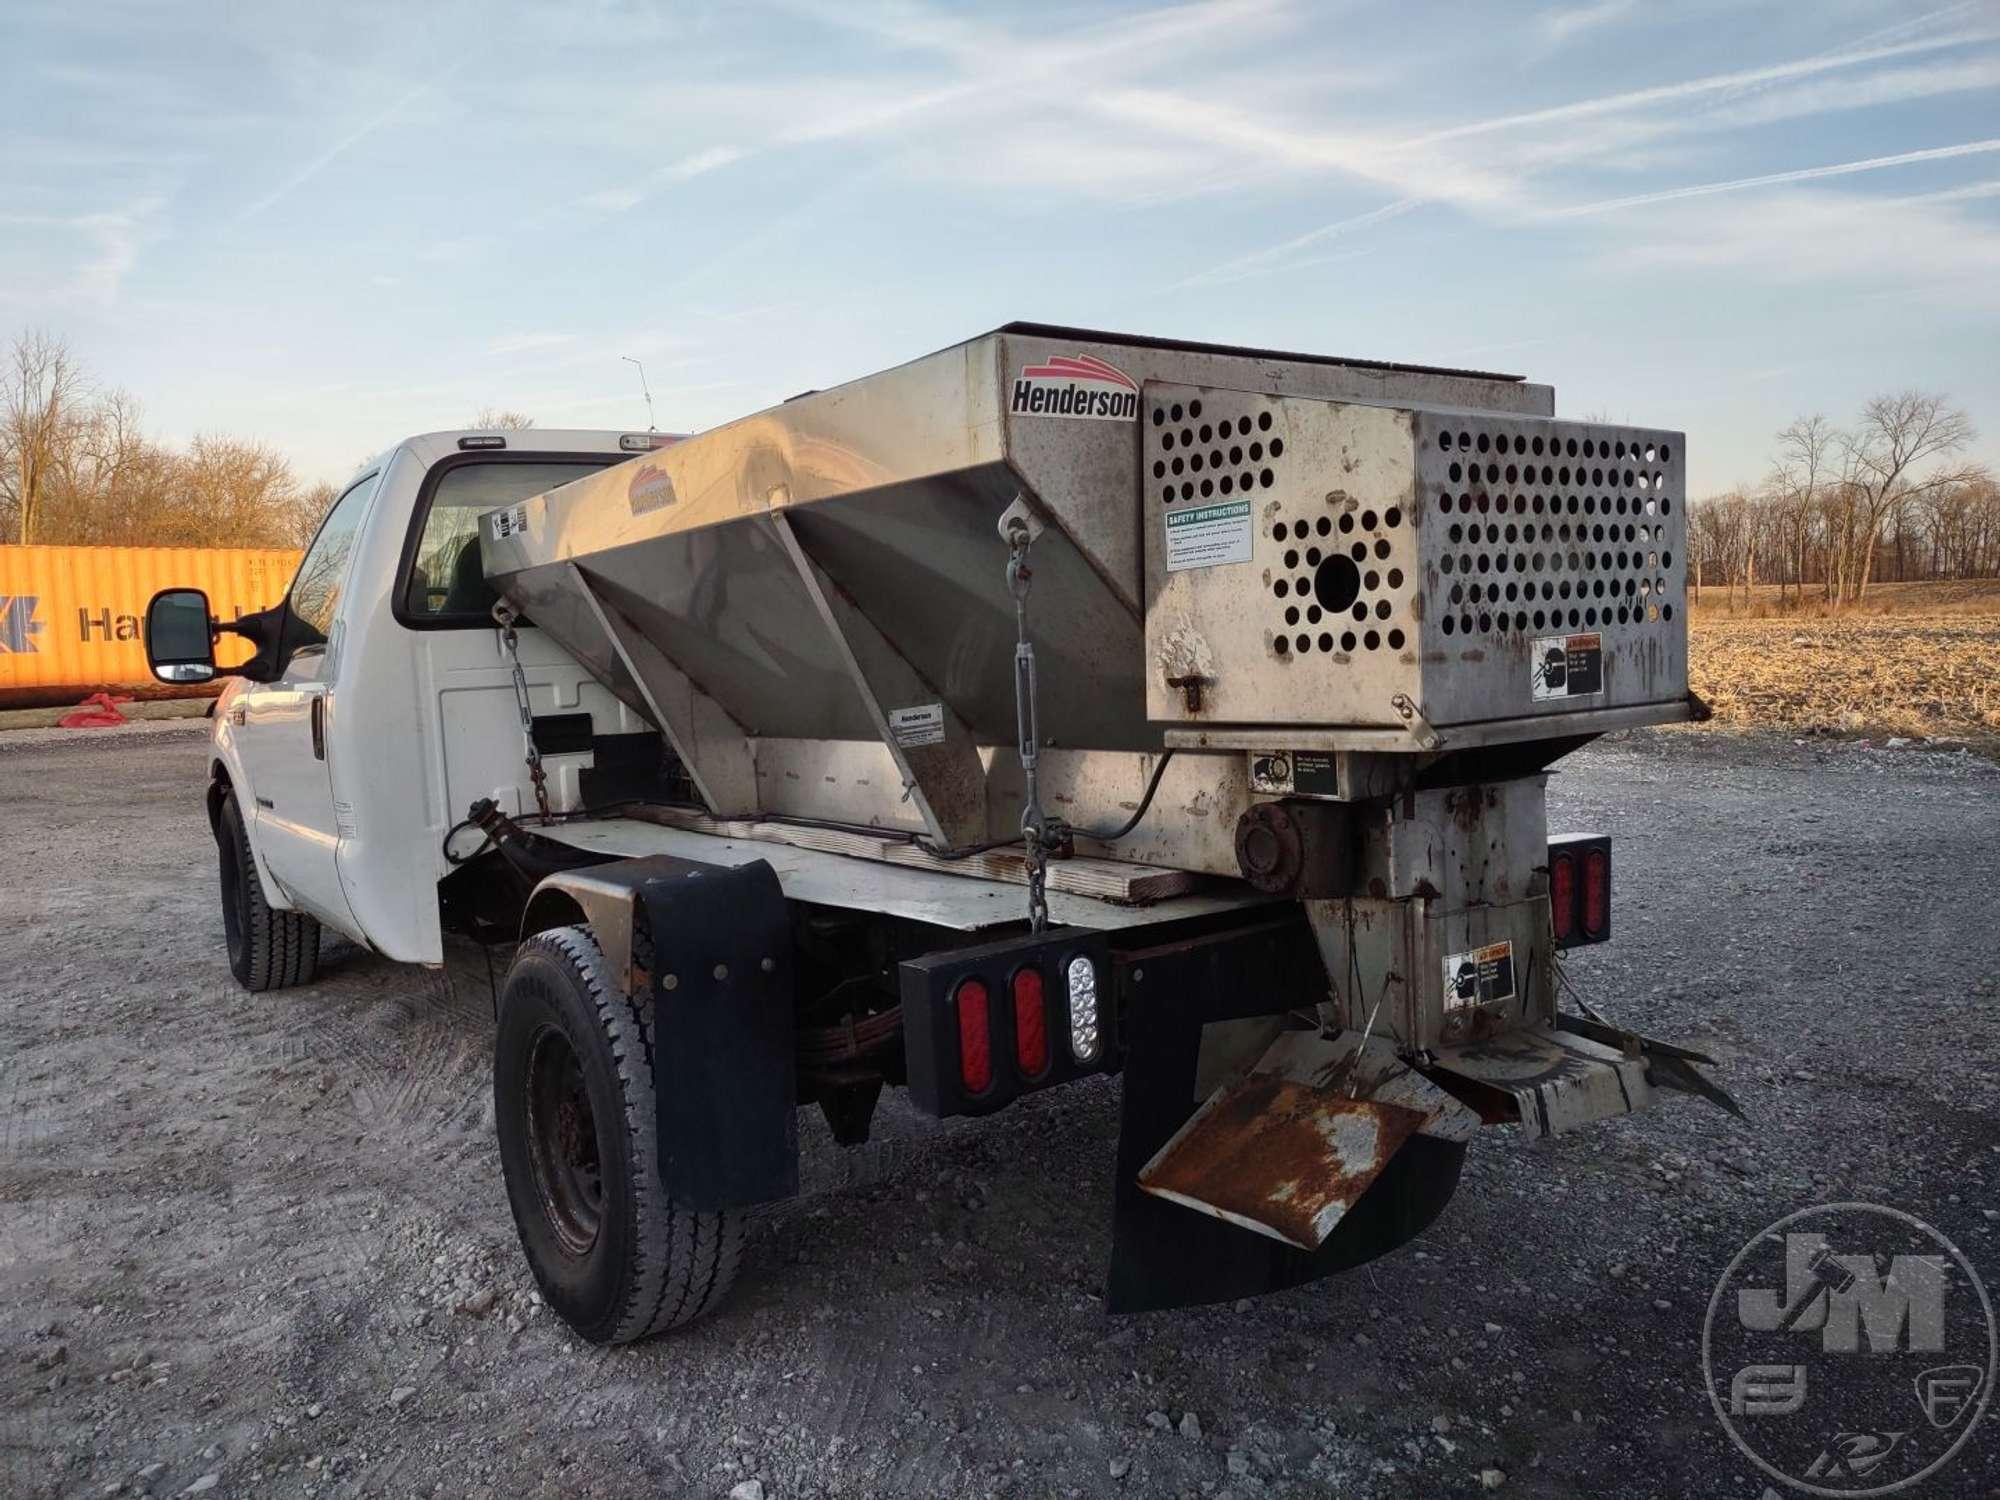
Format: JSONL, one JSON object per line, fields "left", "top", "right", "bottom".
{"left": 2, "top": 0, "right": 1996, "bottom": 495}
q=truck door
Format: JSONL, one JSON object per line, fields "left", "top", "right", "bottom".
{"left": 231, "top": 470, "right": 380, "bottom": 937}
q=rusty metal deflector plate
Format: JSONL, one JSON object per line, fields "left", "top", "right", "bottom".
{"left": 1137, "top": 1075, "right": 1426, "bottom": 1251}
{"left": 1256, "top": 1030, "right": 1481, "bottom": 1144}
{"left": 1422, "top": 1024, "right": 1655, "bottom": 1139}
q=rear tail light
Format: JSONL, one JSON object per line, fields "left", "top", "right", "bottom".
{"left": 1066, "top": 955, "right": 1100, "bottom": 1062}
{"left": 1549, "top": 852, "right": 1576, "bottom": 943}
{"left": 1011, "top": 967, "right": 1049, "bottom": 1076}
{"left": 955, "top": 978, "right": 992, "bottom": 1095}
{"left": 901, "top": 930, "right": 1111, "bottom": 1119}
{"left": 1583, "top": 847, "right": 1610, "bottom": 938}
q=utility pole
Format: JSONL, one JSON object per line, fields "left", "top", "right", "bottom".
{"left": 621, "top": 356, "right": 657, "bottom": 432}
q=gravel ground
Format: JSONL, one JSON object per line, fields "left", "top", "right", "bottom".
{"left": 1, "top": 722, "right": 1996, "bottom": 1500}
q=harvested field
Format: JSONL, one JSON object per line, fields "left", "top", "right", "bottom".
{"left": 1689, "top": 581, "right": 2000, "bottom": 750}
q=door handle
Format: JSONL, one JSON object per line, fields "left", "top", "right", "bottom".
{"left": 310, "top": 695, "right": 326, "bottom": 760}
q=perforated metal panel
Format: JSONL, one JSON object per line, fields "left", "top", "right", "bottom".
{"left": 1142, "top": 382, "right": 1688, "bottom": 738}
{"left": 1410, "top": 410, "right": 1687, "bottom": 726}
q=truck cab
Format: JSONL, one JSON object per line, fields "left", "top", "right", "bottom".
{"left": 160, "top": 428, "right": 672, "bottom": 979}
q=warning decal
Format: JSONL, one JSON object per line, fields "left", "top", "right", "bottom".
{"left": 489, "top": 503, "right": 531, "bottom": 541}
{"left": 1249, "top": 749, "right": 1341, "bottom": 796}
{"left": 1531, "top": 632, "right": 1604, "bottom": 701}
{"left": 888, "top": 703, "right": 945, "bottom": 748}
{"left": 1164, "top": 500, "right": 1254, "bottom": 572}
{"left": 1443, "top": 941, "right": 1516, "bottom": 1011}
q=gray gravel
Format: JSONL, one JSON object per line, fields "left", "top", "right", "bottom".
{"left": 1, "top": 725, "right": 1995, "bottom": 1498}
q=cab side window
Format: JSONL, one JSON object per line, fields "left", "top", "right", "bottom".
{"left": 289, "top": 472, "right": 381, "bottom": 648}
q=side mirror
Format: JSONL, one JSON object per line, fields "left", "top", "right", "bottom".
{"left": 145, "top": 588, "right": 218, "bottom": 684}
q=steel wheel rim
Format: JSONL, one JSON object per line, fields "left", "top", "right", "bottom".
{"left": 524, "top": 1022, "right": 604, "bottom": 1257}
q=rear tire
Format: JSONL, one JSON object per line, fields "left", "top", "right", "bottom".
{"left": 217, "top": 790, "right": 320, "bottom": 992}
{"left": 494, "top": 925, "right": 744, "bottom": 1344}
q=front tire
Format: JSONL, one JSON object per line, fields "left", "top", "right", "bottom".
{"left": 216, "top": 790, "right": 320, "bottom": 992}
{"left": 494, "top": 925, "right": 744, "bottom": 1344}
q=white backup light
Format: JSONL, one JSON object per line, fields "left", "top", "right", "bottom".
{"left": 1066, "top": 955, "right": 1100, "bottom": 1062}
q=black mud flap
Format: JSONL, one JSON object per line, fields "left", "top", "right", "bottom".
{"left": 638, "top": 859, "right": 798, "bottom": 1210}
{"left": 1105, "top": 918, "right": 1465, "bottom": 1314}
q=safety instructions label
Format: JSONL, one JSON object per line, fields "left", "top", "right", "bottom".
{"left": 1531, "top": 632, "right": 1604, "bottom": 701}
{"left": 888, "top": 703, "right": 945, "bottom": 748}
{"left": 1164, "top": 500, "right": 1253, "bottom": 573}
{"left": 1443, "top": 940, "right": 1516, "bottom": 1011}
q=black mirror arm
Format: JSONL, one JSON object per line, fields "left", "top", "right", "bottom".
{"left": 218, "top": 603, "right": 286, "bottom": 684}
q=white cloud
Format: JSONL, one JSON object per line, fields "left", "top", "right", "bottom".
{"left": 1605, "top": 184, "right": 2000, "bottom": 307}
{"left": 0, "top": 193, "right": 165, "bottom": 305}
{"left": 1540, "top": 0, "right": 1635, "bottom": 48}
{"left": 579, "top": 144, "right": 750, "bottom": 213}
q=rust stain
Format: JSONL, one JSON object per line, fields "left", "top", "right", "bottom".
{"left": 1140, "top": 1076, "right": 1424, "bottom": 1247}
{"left": 1448, "top": 788, "right": 1486, "bottom": 832}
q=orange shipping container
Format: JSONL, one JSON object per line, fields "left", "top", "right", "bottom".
{"left": 0, "top": 544, "right": 302, "bottom": 707}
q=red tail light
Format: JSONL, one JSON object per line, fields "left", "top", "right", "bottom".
{"left": 955, "top": 978, "right": 992, "bottom": 1095}
{"left": 1549, "top": 852, "right": 1576, "bottom": 943}
{"left": 1011, "top": 967, "right": 1048, "bottom": 1077}
{"left": 1583, "top": 848, "right": 1610, "bottom": 937}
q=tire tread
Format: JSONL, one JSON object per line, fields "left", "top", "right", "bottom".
{"left": 221, "top": 792, "right": 321, "bottom": 993}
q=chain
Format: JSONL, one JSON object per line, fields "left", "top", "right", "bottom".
{"left": 492, "top": 601, "right": 552, "bottom": 823}
{"left": 1005, "top": 514, "right": 1052, "bottom": 933}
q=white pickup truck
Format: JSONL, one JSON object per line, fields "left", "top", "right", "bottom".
{"left": 144, "top": 325, "right": 1726, "bottom": 1347}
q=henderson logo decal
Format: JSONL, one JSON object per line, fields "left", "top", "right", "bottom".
{"left": 627, "top": 462, "right": 678, "bottom": 515}
{"left": 1012, "top": 353, "right": 1140, "bottom": 421}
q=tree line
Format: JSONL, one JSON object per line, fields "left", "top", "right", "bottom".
{"left": 1690, "top": 392, "right": 1995, "bottom": 607}
{"left": 1, "top": 330, "right": 336, "bottom": 550}
{"left": 1, "top": 329, "right": 540, "bottom": 552}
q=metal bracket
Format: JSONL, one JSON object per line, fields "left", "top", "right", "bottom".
{"left": 996, "top": 493, "right": 1046, "bottom": 547}
{"left": 1390, "top": 692, "right": 1440, "bottom": 751}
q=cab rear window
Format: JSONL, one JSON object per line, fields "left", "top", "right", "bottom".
{"left": 401, "top": 458, "right": 612, "bottom": 626}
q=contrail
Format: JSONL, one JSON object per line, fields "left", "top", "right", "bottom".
{"left": 1543, "top": 139, "right": 2000, "bottom": 218}
{"left": 1407, "top": 32, "right": 1992, "bottom": 147}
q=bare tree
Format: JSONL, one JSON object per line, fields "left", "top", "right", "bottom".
{"left": 470, "top": 408, "right": 535, "bottom": 430}
{"left": 1, "top": 329, "right": 90, "bottom": 544}
{"left": 1768, "top": 415, "right": 1833, "bottom": 606}
{"left": 1839, "top": 392, "right": 1977, "bottom": 602}
{"left": 279, "top": 481, "right": 338, "bottom": 549}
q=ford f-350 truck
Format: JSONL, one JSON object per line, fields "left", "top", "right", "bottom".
{"left": 144, "top": 324, "right": 1730, "bottom": 1345}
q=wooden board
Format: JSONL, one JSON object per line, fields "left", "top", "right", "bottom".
{"left": 627, "top": 808, "right": 1201, "bottom": 904}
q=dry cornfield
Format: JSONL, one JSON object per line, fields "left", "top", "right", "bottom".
{"left": 1688, "top": 581, "right": 2000, "bottom": 749}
